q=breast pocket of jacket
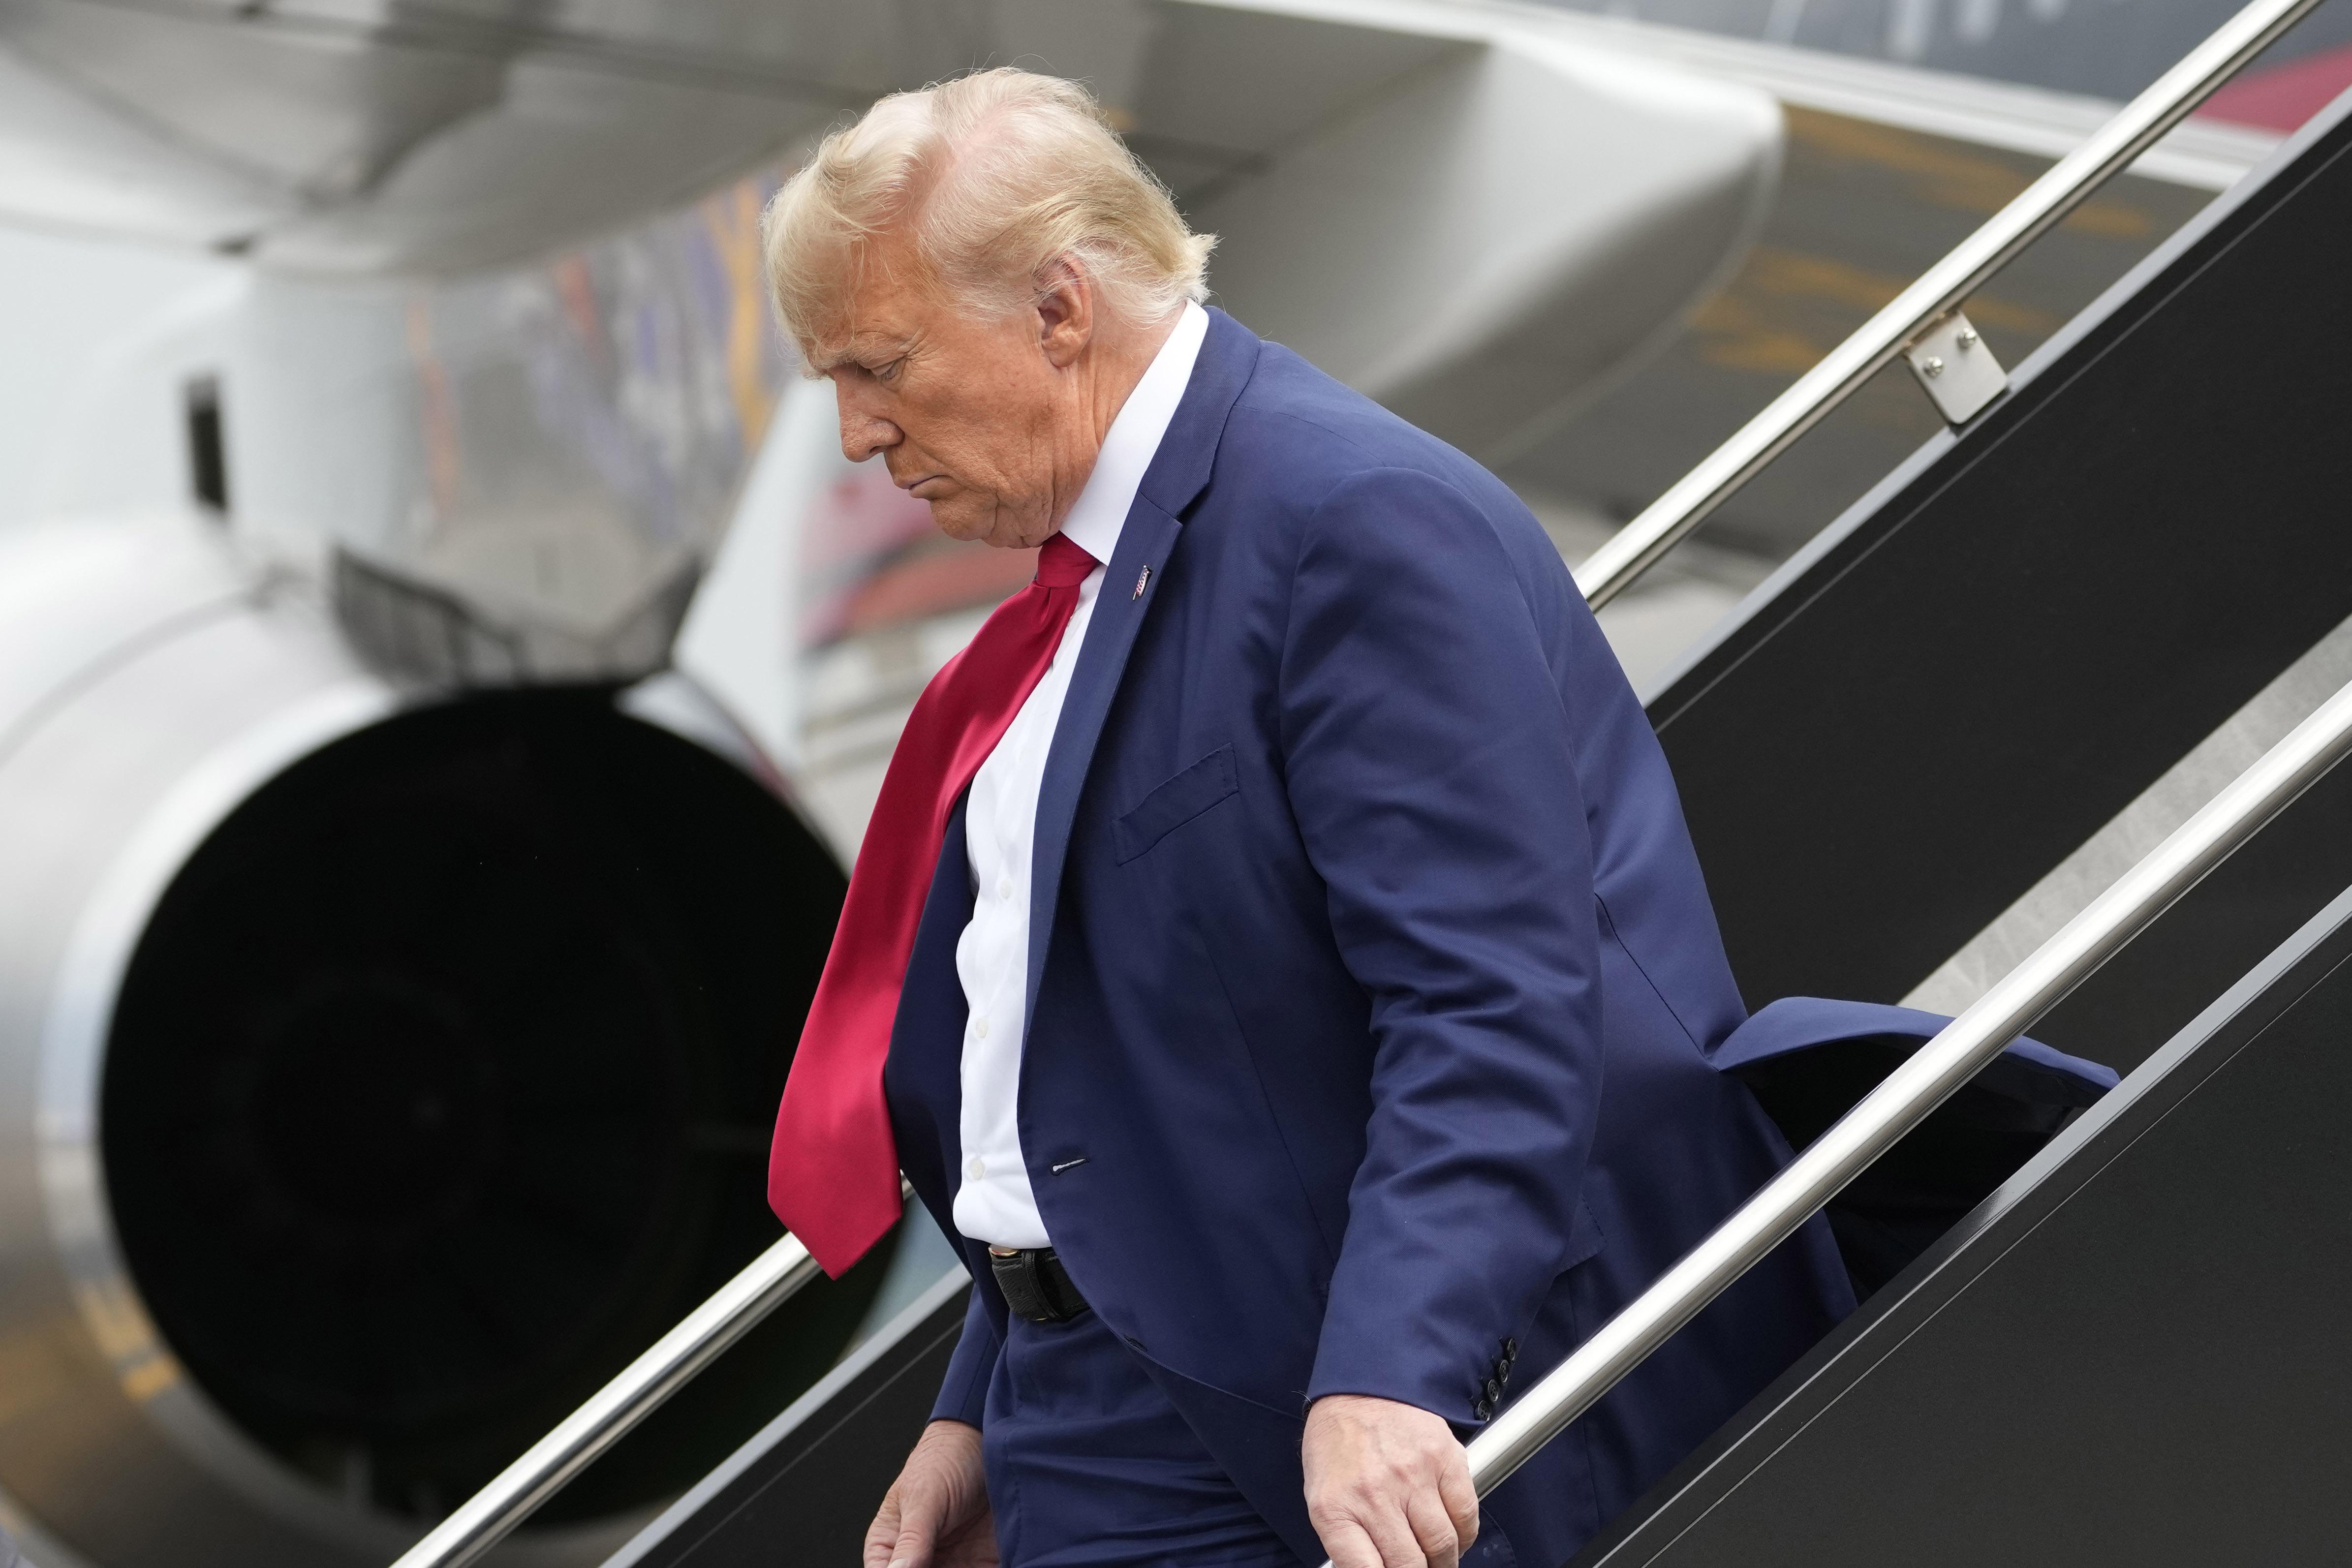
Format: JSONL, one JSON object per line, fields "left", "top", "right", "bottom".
{"left": 1114, "top": 744, "right": 1240, "bottom": 865}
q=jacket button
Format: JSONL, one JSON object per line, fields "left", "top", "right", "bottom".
{"left": 1504, "top": 1338, "right": 1518, "bottom": 1357}
{"left": 1474, "top": 1398, "right": 1493, "bottom": 1421}
{"left": 1484, "top": 1378, "right": 1501, "bottom": 1403}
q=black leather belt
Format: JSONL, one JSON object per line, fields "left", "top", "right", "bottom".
{"left": 988, "top": 1246, "right": 1089, "bottom": 1323}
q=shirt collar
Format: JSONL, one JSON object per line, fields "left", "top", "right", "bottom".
{"left": 1055, "top": 300, "right": 1208, "bottom": 567}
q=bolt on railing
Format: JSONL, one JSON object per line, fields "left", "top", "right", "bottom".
{"left": 1575, "top": 0, "right": 2323, "bottom": 610}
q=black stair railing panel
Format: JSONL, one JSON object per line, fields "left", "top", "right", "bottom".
{"left": 1649, "top": 87, "right": 2352, "bottom": 1069}
{"left": 606, "top": 1284, "right": 969, "bottom": 1568}
{"left": 1571, "top": 875, "right": 2352, "bottom": 1568}
{"left": 2032, "top": 748, "right": 2352, "bottom": 1066}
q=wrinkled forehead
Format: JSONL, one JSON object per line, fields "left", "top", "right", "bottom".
{"left": 797, "top": 227, "right": 943, "bottom": 370}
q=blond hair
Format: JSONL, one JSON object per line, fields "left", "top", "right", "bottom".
{"left": 763, "top": 68, "right": 1214, "bottom": 360}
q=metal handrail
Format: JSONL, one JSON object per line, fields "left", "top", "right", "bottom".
{"left": 1574, "top": 0, "right": 2324, "bottom": 610}
{"left": 388, "top": 1222, "right": 831, "bottom": 1568}
{"left": 1453, "top": 673, "right": 2352, "bottom": 1507}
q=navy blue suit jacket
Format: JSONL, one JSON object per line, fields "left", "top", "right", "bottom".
{"left": 884, "top": 310, "right": 1861, "bottom": 1567}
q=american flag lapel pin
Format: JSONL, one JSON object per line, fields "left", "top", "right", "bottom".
{"left": 1132, "top": 566, "right": 1150, "bottom": 600}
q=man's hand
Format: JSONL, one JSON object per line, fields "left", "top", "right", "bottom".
{"left": 1303, "top": 1394, "right": 1480, "bottom": 1568}
{"left": 863, "top": 1419, "right": 998, "bottom": 1568}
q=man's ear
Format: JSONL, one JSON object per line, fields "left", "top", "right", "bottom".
{"left": 1034, "top": 256, "right": 1095, "bottom": 369}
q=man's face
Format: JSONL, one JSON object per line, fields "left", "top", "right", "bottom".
{"left": 815, "top": 231, "right": 1085, "bottom": 550}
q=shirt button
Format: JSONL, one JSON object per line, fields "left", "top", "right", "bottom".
{"left": 974, "top": 1016, "right": 989, "bottom": 1039}
{"left": 998, "top": 875, "right": 1015, "bottom": 900}
{"left": 968, "top": 1157, "right": 986, "bottom": 1180}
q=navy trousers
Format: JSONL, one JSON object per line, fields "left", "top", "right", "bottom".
{"left": 983, "top": 1309, "right": 1304, "bottom": 1568}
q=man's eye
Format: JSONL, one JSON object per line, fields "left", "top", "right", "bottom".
{"left": 875, "top": 357, "right": 906, "bottom": 383}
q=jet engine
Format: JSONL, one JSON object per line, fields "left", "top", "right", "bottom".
{"left": 0, "top": 516, "right": 873, "bottom": 1567}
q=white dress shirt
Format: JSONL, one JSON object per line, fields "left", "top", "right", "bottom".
{"left": 950, "top": 301, "right": 1208, "bottom": 1248}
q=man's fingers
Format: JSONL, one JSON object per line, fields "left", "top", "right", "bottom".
{"left": 863, "top": 1489, "right": 904, "bottom": 1568}
{"left": 1437, "top": 1448, "right": 1480, "bottom": 1552}
{"left": 1318, "top": 1515, "right": 1391, "bottom": 1568}
{"left": 1362, "top": 1498, "right": 1440, "bottom": 1568}
{"left": 887, "top": 1522, "right": 934, "bottom": 1568}
{"left": 870, "top": 1421, "right": 988, "bottom": 1568}
{"left": 1405, "top": 1485, "right": 1462, "bottom": 1568}
{"left": 881, "top": 1479, "right": 949, "bottom": 1568}
{"left": 1302, "top": 1393, "right": 1490, "bottom": 1568}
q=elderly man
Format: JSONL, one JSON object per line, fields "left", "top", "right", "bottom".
{"left": 760, "top": 68, "right": 1855, "bottom": 1568}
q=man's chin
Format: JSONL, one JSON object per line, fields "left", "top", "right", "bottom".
{"left": 925, "top": 499, "right": 986, "bottom": 543}
{"left": 929, "top": 501, "right": 1044, "bottom": 550}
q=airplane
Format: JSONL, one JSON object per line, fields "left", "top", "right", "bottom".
{"left": 0, "top": 0, "right": 2345, "bottom": 1563}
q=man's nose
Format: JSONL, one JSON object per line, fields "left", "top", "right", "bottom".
{"left": 836, "top": 391, "right": 900, "bottom": 463}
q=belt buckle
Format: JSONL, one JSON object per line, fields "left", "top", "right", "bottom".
{"left": 989, "top": 1246, "right": 1085, "bottom": 1324}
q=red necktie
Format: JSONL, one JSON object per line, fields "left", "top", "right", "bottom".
{"left": 768, "top": 531, "right": 1101, "bottom": 1275}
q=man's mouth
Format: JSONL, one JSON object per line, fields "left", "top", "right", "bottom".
{"left": 899, "top": 472, "right": 948, "bottom": 495}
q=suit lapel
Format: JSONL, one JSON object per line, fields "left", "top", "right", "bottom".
{"left": 1022, "top": 309, "right": 1260, "bottom": 1032}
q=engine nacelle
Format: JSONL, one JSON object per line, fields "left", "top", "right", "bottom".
{"left": 0, "top": 515, "right": 871, "bottom": 1567}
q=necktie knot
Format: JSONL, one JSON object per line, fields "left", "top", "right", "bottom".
{"left": 1035, "top": 531, "right": 1098, "bottom": 589}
